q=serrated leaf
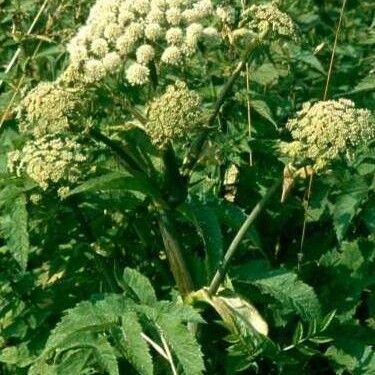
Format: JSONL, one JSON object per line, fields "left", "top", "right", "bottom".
{"left": 234, "top": 268, "right": 321, "bottom": 322}
{"left": 0, "top": 343, "right": 34, "bottom": 367}
{"left": 349, "top": 74, "right": 375, "bottom": 94}
{"left": 158, "top": 315, "right": 205, "bottom": 375}
{"left": 332, "top": 176, "right": 368, "bottom": 241}
{"left": 91, "top": 335, "right": 119, "bottom": 375}
{"left": 119, "top": 311, "right": 153, "bottom": 375}
{"left": 0, "top": 193, "right": 29, "bottom": 270}
{"left": 251, "top": 100, "right": 278, "bottom": 128}
{"left": 122, "top": 268, "right": 157, "bottom": 306}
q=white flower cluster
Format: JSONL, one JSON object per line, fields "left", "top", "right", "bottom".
{"left": 17, "top": 82, "right": 81, "bottom": 137}
{"left": 216, "top": 5, "right": 236, "bottom": 25}
{"left": 8, "top": 135, "right": 90, "bottom": 193}
{"left": 64, "top": 0, "right": 219, "bottom": 86}
{"left": 241, "top": 3, "right": 296, "bottom": 39}
{"left": 282, "top": 99, "right": 373, "bottom": 170}
{"left": 146, "top": 81, "right": 202, "bottom": 147}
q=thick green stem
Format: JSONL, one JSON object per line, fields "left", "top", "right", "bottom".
{"left": 208, "top": 179, "right": 281, "bottom": 296}
{"left": 88, "top": 127, "right": 193, "bottom": 296}
{"left": 158, "top": 210, "right": 194, "bottom": 297}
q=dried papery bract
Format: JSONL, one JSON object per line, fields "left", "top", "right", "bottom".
{"left": 146, "top": 81, "right": 202, "bottom": 148}
{"left": 17, "top": 82, "right": 82, "bottom": 137}
{"left": 281, "top": 99, "right": 373, "bottom": 171}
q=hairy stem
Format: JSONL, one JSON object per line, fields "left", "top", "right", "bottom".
{"left": 208, "top": 179, "right": 281, "bottom": 296}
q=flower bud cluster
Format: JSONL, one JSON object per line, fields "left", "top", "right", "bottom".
{"left": 64, "top": 0, "right": 219, "bottom": 86}
{"left": 146, "top": 81, "right": 202, "bottom": 147}
{"left": 17, "top": 82, "right": 82, "bottom": 137}
{"left": 8, "top": 135, "right": 91, "bottom": 194}
{"left": 282, "top": 99, "right": 373, "bottom": 170}
{"left": 241, "top": 2, "right": 296, "bottom": 40}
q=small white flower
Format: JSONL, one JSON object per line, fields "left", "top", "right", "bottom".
{"left": 136, "top": 44, "right": 155, "bottom": 64}
{"left": 102, "top": 52, "right": 121, "bottom": 71}
{"left": 118, "top": 9, "right": 135, "bottom": 25}
{"left": 165, "top": 27, "right": 184, "bottom": 45}
{"left": 161, "top": 46, "right": 182, "bottom": 65}
{"left": 182, "top": 9, "right": 200, "bottom": 23}
{"left": 193, "top": 0, "right": 213, "bottom": 16}
{"left": 90, "top": 38, "right": 109, "bottom": 57}
{"left": 145, "top": 23, "right": 164, "bottom": 41}
{"left": 216, "top": 6, "right": 235, "bottom": 24}
{"left": 104, "top": 23, "right": 123, "bottom": 40}
{"left": 126, "top": 63, "right": 150, "bottom": 85}
{"left": 132, "top": 0, "right": 150, "bottom": 15}
{"left": 166, "top": 7, "right": 182, "bottom": 25}
{"left": 84, "top": 59, "right": 106, "bottom": 83}
{"left": 116, "top": 34, "right": 135, "bottom": 55}
{"left": 146, "top": 7, "right": 164, "bottom": 23}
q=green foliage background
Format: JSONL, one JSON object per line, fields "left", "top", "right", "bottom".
{"left": 0, "top": 0, "right": 374, "bottom": 374}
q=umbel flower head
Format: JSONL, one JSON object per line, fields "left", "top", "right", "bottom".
{"left": 240, "top": 1, "right": 296, "bottom": 40}
{"left": 281, "top": 99, "right": 373, "bottom": 170}
{"left": 63, "top": 0, "right": 219, "bottom": 86}
{"left": 8, "top": 135, "right": 91, "bottom": 195}
{"left": 17, "top": 82, "right": 82, "bottom": 137}
{"left": 146, "top": 81, "right": 202, "bottom": 147}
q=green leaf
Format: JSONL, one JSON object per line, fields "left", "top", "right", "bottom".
{"left": 0, "top": 193, "right": 29, "bottom": 270}
{"left": 292, "top": 322, "right": 304, "bottom": 345}
{"left": 212, "top": 200, "right": 262, "bottom": 249}
{"left": 295, "top": 50, "right": 326, "bottom": 74}
{"left": 252, "top": 63, "right": 279, "bottom": 86}
{"left": 0, "top": 343, "right": 34, "bottom": 367}
{"left": 186, "top": 201, "right": 224, "bottom": 279}
{"left": 67, "top": 172, "right": 159, "bottom": 198}
{"left": 326, "top": 344, "right": 375, "bottom": 374}
{"left": 43, "top": 296, "right": 127, "bottom": 352}
{"left": 251, "top": 100, "right": 278, "bottom": 128}
{"left": 332, "top": 176, "right": 368, "bottom": 241}
{"left": 122, "top": 268, "right": 157, "bottom": 306}
{"left": 90, "top": 335, "right": 119, "bottom": 375}
{"left": 119, "top": 311, "right": 153, "bottom": 375}
{"left": 158, "top": 315, "right": 205, "bottom": 375}
{"left": 318, "top": 239, "right": 375, "bottom": 320}
{"left": 348, "top": 74, "right": 375, "bottom": 94}
{"left": 234, "top": 267, "right": 321, "bottom": 322}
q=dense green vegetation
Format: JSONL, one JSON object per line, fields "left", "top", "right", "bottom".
{"left": 0, "top": 0, "right": 374, "bottom": 374}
